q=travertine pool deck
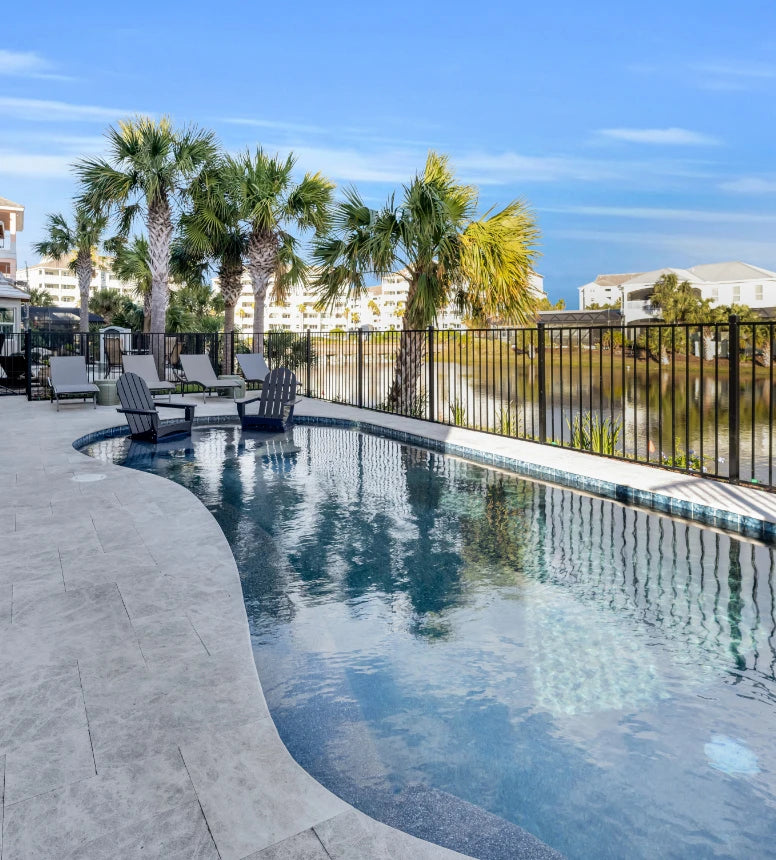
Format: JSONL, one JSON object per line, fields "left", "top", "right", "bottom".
{"left": 2, "top": 394, "right": 776, "bottom": 860}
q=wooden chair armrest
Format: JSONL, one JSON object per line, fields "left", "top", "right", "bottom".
{"left": 117, "top": 407, "right": 157, "bottom": 416}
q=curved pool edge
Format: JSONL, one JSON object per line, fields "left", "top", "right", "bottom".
{"left": 67, "top": 418, "right": 476, "bottom": 859}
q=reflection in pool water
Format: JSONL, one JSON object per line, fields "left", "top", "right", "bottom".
{"left": 82, "top": 425, "right": 776, "bottom": 859}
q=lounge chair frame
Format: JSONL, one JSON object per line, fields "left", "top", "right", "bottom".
{"left": 49, "top": 356, "right": 99, "bottom": 411}
{"left": 179, "top": 354, "right": 242, "bottom": 403}
{"left": 121, "top": 354, "right": 176, "bottom": 401}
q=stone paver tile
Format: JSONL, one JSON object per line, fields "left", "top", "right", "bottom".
{"left": 2, "top": 748, "right": 197, "bottom": 860}
{"left": 67, "top": 800, "right": 218, "bottom": 859}
{"left": 0, "top": 584, "right": 10, "bottom": 627}
{"left": 60, "top": 546, "right": 159, "bottom": 590}
{"left": 116, "top": 570, "right": 234, "bottom": 621}
{"left": 247, "top": 829, "right": 331, "bottom": 860}
{"left": 11, "top": 582, "right": 129, "bottom": 631}
{"left": 0, "top": 547, "right": 62, "bottom": 590}
{"left": 4, "top": 720, "right": 96, "bottom": 805}
{"left": 180, "top": 719, "right": 347, "bottom": 860}
{"left": 315, "top": 810, "right": 469, "bottom": 859}
{"left": 186, "top": 601, "right": 251, "bottom": 655}
{"left": 133, "top": 613, "right": 208, "bottom": 666}
{"left": 12, "top": 578, "right": 66, "bottom": 609}
{"left": 83, "top": 647, "right": 268, "bottom": 768}
{"left": 0, "top": 667, "right": 86, "bottom": 755}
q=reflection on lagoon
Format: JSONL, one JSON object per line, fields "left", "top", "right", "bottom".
{"left": 83, "top": 425, "right": 776, "bottom": 859}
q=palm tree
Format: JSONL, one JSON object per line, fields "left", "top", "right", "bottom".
{"left": 27, "top": 287, "right": 54, "bottom": 306}
{"left": 180, "top": 163, "right": 248, "bottom": 369}
{"left": 227, "top": 149, "right": 334, "bottom": 350}
{"left": 33, "top": 207, "right": 107, "bottom": 333}
{"left": 313, "top": 152, "right": 540, "bottom": 412}
{"left": 89, "top": 288, "right": 125, "bottom": 324}
{"left": 108, "top": 236, "right": 152, "bottom": 331}
{"left": 76, "top": 116, "right": 218, "bottom": 351}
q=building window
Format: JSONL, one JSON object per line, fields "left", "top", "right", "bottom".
{"left": 733, "top": 286, "right": 741, "bottom": 302}
{"left": 756, "top": 285, "right": 764, "bottom": 301}
{"left": 711, "top": 287, "right": 719, "bottom": 300}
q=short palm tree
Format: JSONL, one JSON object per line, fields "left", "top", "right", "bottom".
{"left": 33, "top": 207, "right": 107, "bottom": 333}
{"left": 108, "top": 236, "right": 152, "bottom": 331}
{"left": 313, "top": 151, "right": 540, "bottom": 413}
{"left": 75, "top": 116, "right": 218, "bottom": 343}
{"left": 227, "top": 149, "right": 334, "bottom": 349}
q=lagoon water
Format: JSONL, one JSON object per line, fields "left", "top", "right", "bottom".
{"left": 84, "top": 425, "right": 776, "bottom": 859}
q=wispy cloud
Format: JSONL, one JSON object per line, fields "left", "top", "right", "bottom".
{"left": 598, "top": 127, "right": 720, "bottom": 146}
{"left": 0, "top": 49, "right": 73, "bottom": 81}
{"left": 719, "top": 177, "right": 776, "bottom": 194}
{"left": 0, "top": 151, "right": 74, "bottom": 178}
{"left": 543, "top": 204, "right": 776, "bottom": 224}
{"left": 691, "top": 60, "right": 776, "bottom": 91}
{"left": 0, "top": 97, "right": 139, "bottom": 122}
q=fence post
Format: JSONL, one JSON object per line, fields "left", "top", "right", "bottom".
{"left": 537, "top": 322, "right": 547, "bottom": 443}
{"left": 357, "top": 328, "right": 364, "bottom": 409}
{"left": 427, "top": 326, "right": 435, "bottom": 421}
{"left": 25, "top": 329, "right": 32, "bottom": 401}
{"left": 305, "top": 329, "right": 312, "bottom": 398}
{"left": 728, "top": 314, "right": 740, "bottom": 482}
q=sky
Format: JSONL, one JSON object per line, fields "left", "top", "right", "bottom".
{"left": 2, "top": 0, "right": 776, "bottom": 306}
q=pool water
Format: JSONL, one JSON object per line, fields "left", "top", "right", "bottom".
{"left": 83, "top": 425, "right": 776, "bottom": 859}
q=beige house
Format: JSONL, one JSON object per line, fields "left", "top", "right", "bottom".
{"left": 0, "top": 196, "right": 24, "bottom": 281}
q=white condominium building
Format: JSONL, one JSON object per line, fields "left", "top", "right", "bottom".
{"left": 579, "top": 261, "right": 776, "bottom": 324}
{"left": 225, "top": 271, "right": 545, "bottom": 332}
{"left": 24, "top": 256, "right": 138, "bottom": 305}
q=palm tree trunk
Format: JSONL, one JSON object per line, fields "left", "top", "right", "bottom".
{"left": 75, "top": 252, "right": 93, "bottom": 337}
{"left": 147, "top": 195, "right": 173, "bottom": 373}
{"left": 219, "top": 264, "right": 243, "bottom": 374}
{"left": 386, "top": 279, "right": 427, "bottom": 415}
{"left": 246, "top": 231, "right": 278, "bottom": 353}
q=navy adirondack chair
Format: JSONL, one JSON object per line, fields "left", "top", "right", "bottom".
{"left": 236, "top": 367, "right": 300, "bottom": 431}
{"left": 117, "top": 372, "right": 196, "bottom": 442}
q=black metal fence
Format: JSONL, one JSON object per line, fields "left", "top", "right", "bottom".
{"left": 2, "top": 316, "right": 774, "bottom": 490}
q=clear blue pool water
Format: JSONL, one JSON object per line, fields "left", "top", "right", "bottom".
{"left": 83, "top": 425, "right": 776, "bottom": 859}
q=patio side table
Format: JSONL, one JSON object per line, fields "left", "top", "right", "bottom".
{"left": 94, "top": 378, "right": 119, "bottom": 406}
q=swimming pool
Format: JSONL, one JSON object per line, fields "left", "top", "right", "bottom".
{"left": 82, "top": 424, "right": 776, "bottom": 859}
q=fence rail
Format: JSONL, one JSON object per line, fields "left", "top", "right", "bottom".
{"left": 2, "top": 316, "right": 774, "bottom": 490}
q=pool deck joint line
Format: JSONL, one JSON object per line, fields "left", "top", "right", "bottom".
{"left": 3, "top": 394, "right": 775, "bottom": 859}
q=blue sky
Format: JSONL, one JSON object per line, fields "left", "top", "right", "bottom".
{"left": 2, "top": 0, "right": 776, "bottom": 305}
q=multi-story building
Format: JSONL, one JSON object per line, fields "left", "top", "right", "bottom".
{"left": 0, "top": 196, "right": 24, "bottom": 282}
{"left": 224, "top": 271, "right": 545, "bottom": 332}
{"left": 579, "top": 262, "right": 776, "bottom": 324}
{"left": 23, "top": 256, "right": 138, "bottom": 305}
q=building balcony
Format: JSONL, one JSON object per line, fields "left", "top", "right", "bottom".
{"left": 623, "top": 300, "right": 661, "bottom": 323}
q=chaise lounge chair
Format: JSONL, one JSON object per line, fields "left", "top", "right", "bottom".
{"left": 236, "top": 352, "right": 270, "bottom": 389}
{"left": 122, "top": 354, "right": 177, "bottom": 400}
{"left": 179, "top": 354, "right": 242, "bottom": 402}
{"left": 116, "top": 372, "right": 195, "bottom": 442}
{"left": 49, "top": 356, "right": 99, "bottom": 411}
{"left": 236, "top": 367, "right": 301, "bottom": 431}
